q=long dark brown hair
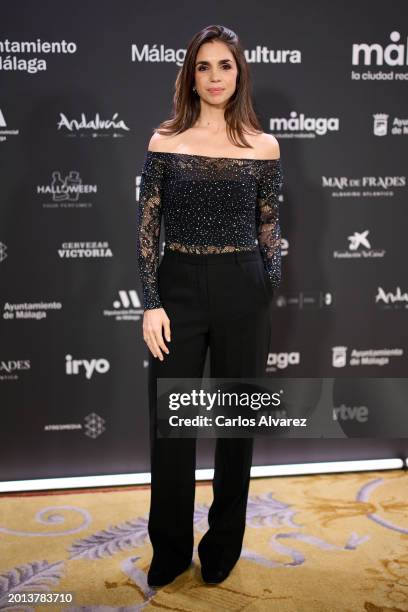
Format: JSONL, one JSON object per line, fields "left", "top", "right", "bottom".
{"left": 154, "top": 24, "right": 263, "bottom": 149}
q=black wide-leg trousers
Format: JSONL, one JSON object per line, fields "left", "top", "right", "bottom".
{"left": 147, "top": 248, "right": 273, "bottom": 570}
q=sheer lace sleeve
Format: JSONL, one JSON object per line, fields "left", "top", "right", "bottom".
{"left": 256, "top": 158, "right": 283, "bottom": 288}
{"left": 137, "top": 151, "right": 165, "bottom": 310}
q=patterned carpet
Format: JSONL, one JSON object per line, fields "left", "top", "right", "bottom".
{"left": 0, "top": 469, "right": 407, "bottom": 611}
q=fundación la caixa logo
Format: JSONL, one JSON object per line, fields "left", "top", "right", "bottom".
{"left": 333, "top": 229, "right": 386, "bottom": 259}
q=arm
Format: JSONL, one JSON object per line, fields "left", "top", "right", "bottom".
{"left": 256, "top": 157, "right": 284, "bottom": 288}
{"left": 137, "top": 151, "right": 165, "bottom": 310}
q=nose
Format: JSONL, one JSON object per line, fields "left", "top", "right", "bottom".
{"left": 209, "top": 72, "right": 222, "bottom": 82}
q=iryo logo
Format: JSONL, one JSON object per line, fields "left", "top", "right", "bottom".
{"left": 65, "top": 354, "right": 110, "bottom": 379}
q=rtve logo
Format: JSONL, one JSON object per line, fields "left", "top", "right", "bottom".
{"left": 65, "top": 354, "right": 110, "bottom": 379}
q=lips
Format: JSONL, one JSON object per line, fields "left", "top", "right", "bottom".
{"left": 208, "top": 88, "right": 224, "bottom": 93}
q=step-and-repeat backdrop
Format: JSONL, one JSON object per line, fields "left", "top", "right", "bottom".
{"left": 1, "top": 0, "right": 407, "bottom": 482}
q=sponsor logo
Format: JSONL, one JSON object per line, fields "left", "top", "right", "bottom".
{"left": 65, "top": 354, "right": 110, "bottom": 379}
{"left": 0, "top": 108, "right": 19, "bottom": 142}
{"left": 84, "top": 412, "right": 106, "bottom": 438}
{"left": 270, "top": 111, "right": 339, "bottom": 137}
{"left": 0, "top": 359, "right": 30, "bottom": 381}
{"left": 57, "top": 112, "right": 130, "bottom": 137}
{"left": 131, "top": 43, "right": 301, "bottom": 67}
{"left": 44, "top": 412, "right": 106, "bottom": 438}
{"left": 352, "top": 31, "right": 408, "bottom": 66}
{"left": 37, "top": 171, "right": 97, "bottom": 209}
{"left": 351, "top": 31, "right": 408, "bottom": 81}
{"left": 274, "top": 291, "right": 333, "bottom": 310}
{"left": 376, "top": 286, "right": 408, "bottom": 308}
{"left": 58, "top": 241, "right": 113, "bottom": 258}
{"left": 280, "top": 237, "right": 289, "bottom": 257}
{"left": 103, "top": 290, "right": 144, "bottom": 321}
{"left": 332, "top": 345, "right": 404, "bottom": 367}
{"left": 267, "top": 352, "right": 300, "bottom": 372}
{"left": 373, "top": 113, "right": 408, "bottom": 137}
{"left": 333, "top": 230, "right": 386, "bottom": 259}
{"left": 333, "top": 404, "right": 369, "bottom": 423}
{"left": 322, "top": 174, "right": 405, "bottom": 198}
{"left": 0, "top": 242, "right": 8, "bottom": 262}
{"left": 0, "top": 38, "right": 77, "bottom": 73}
{"left": 2, "top": 301, "right": 62, "bottom": 320}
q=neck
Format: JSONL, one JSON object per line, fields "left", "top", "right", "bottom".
{"left": 195, "top": 103, "right": 227, "bottom": 133}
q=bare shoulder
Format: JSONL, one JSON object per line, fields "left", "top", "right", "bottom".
{"left": 245, "top": 132, "right": 280, "bottom": 159}
{"left": 253, "top": 133, "right": 280, "bottom": 160}
{"left": 147, "top": 130, "right": 179, "bottom": 153}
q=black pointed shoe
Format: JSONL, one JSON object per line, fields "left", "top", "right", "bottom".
{"left": 147, "top": 559, "right": 192, "bottom": 588}
{"left": 201, "top": 564, "right": 232, "bottom": 584}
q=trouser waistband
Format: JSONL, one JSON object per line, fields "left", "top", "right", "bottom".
{"left": 162, "top": 246, "right": 260, "bottom": 265}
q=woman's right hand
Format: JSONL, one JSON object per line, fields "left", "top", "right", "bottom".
{"left": 142, "top": 308, "right": 171, "bottom": 361}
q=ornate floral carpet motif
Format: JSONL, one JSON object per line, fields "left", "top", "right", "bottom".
{"left": 0, "top": 469, "right": 407, "bottom": 611}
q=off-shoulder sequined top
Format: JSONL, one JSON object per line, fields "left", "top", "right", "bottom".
{"left": 137, "top": 150, "right": 284, "bottom": 310}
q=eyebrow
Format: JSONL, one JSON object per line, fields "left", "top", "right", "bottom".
{"left": 195, "top": 59, "right": 232, "bottom": 66}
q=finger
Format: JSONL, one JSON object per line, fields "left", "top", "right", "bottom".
{"left": 163, "top": 318, "right": 171, "bottom": 343}
{"left": 143, "top": 332, "right": 161, "bottom": 359}
{"left": 152, "top": 329, "right": 168, "bottom": 356}
{"left": 148, "top": 333, "right": 164, "bottom": 361}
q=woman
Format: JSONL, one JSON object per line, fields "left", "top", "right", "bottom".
{"left": 137, "top": 24, "right": 283, "bottom": 588}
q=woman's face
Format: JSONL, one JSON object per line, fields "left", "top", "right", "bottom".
{"left": 194, "top": 40, "right": 238, "bottom": 107}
